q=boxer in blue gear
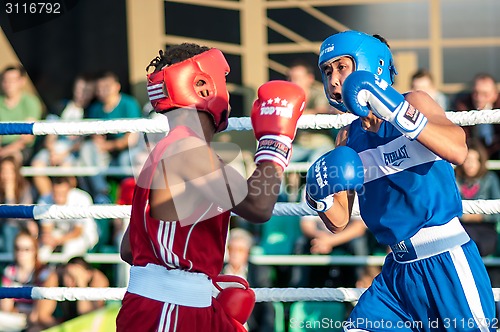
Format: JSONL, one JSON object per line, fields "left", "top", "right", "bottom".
{"left": 307, "top": 30, "right": 495, "bottom": 331}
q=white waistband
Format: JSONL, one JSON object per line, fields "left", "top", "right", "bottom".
{"left": 127, "top": 264, "right": 212, "bottom": 307}
{"left": 390, "top": 217, "right": 470, "bottom": 263}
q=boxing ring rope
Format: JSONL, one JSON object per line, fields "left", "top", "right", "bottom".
{"left": 1, "top": 199, "right": 500, "bottom": 220}
{"left": 1, "top": 109, "right": 500, "bottom": 136}
{"left": 2, "top": 110, "right": 500, "bottom": 307}
{"left": 1, "top": 286, "right": 500, "bottom": 303}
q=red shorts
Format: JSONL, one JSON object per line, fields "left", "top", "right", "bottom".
{"left": 116, "top": 292, "right": 237, "bottom": 332}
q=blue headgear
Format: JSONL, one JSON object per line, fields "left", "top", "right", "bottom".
{"left": 318, "top": 30, "right": 398, "bottom": 112}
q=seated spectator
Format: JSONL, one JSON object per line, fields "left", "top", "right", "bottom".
{"left": 60, "top": 257, "right": 109, "bottom": 318}
{"left": 0, "top": 156, "right": 37, "bottom": 253}
{"left": 31, "top": 74, "right": 96, "bottom": 197}
{"left": 78, "top": 71, "right": 142, "bottom": 203}
{"left": 54, "top": 74, "right": 96, "bottom": 121}
{"left": 223, "top": 228, "right": 253, "bottom": 278}
{"left": 300, "top": 216, "right": 367, "bottom": 256}
{"left": 223, "top": 228, "right": 275, "bottom": 332}
{"left": 37, "top": 177, "right": 98, "bottom": 262}
{"left": 0, "top": 230, "right": 52, "bottom": 332}
{"left": 454, "top": 73, "right": 500, "bottom": 158}
{"left": 297, "top": 212, "right": 368, "bottom": 288}
{"left": 410, "top": 68, "right": 448, "bottom": 110}
{"left": 455, "top": 138, "right": 500, "bottom": 257}
{"left": 30, "top": 256, "right": 109, "bottom": 329}
{"left": 287, "top": 60, "right": 335, "bottom": 163}
{"left": 287, "top": 60, "right": 330, "bottom": 115}
{"left": 0, "top": 65, "right": 43, "bottom": 165}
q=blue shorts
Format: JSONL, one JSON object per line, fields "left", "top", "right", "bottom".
{"left": 345, "top": 220, "right": 495, "bottom": 332}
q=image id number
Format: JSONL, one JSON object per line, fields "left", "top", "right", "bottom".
{"left": 5, "top": 2, "right": 61, "bottom": 14}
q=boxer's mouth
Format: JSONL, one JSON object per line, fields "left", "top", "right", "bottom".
{"left": 333, "top": 93, "right": 342, "bottom": 103}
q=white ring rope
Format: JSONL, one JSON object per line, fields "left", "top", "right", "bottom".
{"left": 33, "top": 116, "right": 170, "bottom": 135}
{"left": 462, "top": 199, "right": 500, "bottom": 215}
{"left": 221, "top": 109, "right": 500, "bottom": 130}
{"left": 254, "top": 287, "right": 367, "bottom": 303}
{"left": 6, "top": 286, "right": 500, "bottom": 302}
{"left": 3, "top": 109, "right": 498, "bottom": 136}
{"left": 226, "top": 113, "right": 360, "bottom": 131}
{"left": 32, "top": 204, "right": 132, "bottom": 220}
{"left": 445, "top": 109, "right": 500, "bottom": 126}
{"left": 32, "top": 287, "right": 127, "bottom": 302}
{"left": 0, "top": 199, "right": 498, "bottom": 220}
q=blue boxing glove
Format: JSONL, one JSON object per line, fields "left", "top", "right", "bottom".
{"left": 305, "top": 146, "right": 364, "bottom": 212}
{"left": 342, "top": 70, "right": 428, "bottom": 140}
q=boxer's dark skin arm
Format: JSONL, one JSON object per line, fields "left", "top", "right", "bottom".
{"left": 120, "top": 226, "right": 132, "bottom": 265}
{"left": 148, "top": 136, "right": 285, "bottom": 223}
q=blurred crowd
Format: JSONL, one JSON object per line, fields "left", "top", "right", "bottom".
{"left": 1, "top": 62, "right": 500, "bottom": 331}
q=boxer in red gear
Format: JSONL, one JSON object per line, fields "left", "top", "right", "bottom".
{"left": 116, "top": 43, "right": 304, "bottom": 332}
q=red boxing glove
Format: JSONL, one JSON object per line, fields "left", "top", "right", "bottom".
{"left": 251, "top": 80, "right": 305, "bottom": 170}
{"left": 213, "top": 275, "right": 255, "bottom": 326}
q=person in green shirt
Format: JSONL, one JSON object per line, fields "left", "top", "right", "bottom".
{"left": 78, "top": 71, "right": 142, "bottom": 203}
{"left": 0, "top": 65, "right": 42, "bottom": 164}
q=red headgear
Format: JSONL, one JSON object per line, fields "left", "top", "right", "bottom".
{"left": 147, "top": 48, "right": 231, "bottom": 132}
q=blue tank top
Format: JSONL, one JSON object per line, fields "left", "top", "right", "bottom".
{"left": 347, "top": 119, "right": 462, "bottom": 245}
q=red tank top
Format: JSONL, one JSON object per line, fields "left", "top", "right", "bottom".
{"left": 129, "top": 126, "right": 231, "bottom": 278}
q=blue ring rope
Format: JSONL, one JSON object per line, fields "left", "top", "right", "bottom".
{"left": 0, "top": 205, "right": 35, "bottom": 218}
{"left": 0, "top": 287, "right": 33, "bottom": 299}
{"left": 0, "top": 123, "right": 34, "bottom": 135}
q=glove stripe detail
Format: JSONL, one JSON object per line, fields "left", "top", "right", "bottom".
{"left": 254, "top": 154, "right": 287, "bottom": 170}
{"left": 254, "top": 135, "right": 292, "bottom": 168}
{"left": 256, "top": 136, "right": 291, "bottom": 158}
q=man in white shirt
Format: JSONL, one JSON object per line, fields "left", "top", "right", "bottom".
{"left": 38, "top": 177, "right": 98, "bottom": 262}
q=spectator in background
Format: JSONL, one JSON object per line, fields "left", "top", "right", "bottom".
{"left": 301, "top": 216, "right": 367, "bottom": 256}
{"left": 31, "top": 74, "right": 96, "bottom": 197}
{"left": 60, "top": 257, "right": 109, "bottom": 318}
{"left": 297, "top": 213, "right": 368, "bottom": 288}
{"left": 287, "top": 60, "right": 330, "bottom": 115}
{"left": 410, "top": 68, "right": 448, "bottom": 110}
{"left": 223, "top": 228, "right": 275, "bottom": 332}
{"left": 0, "top": 65, "right": 43, "bottom": 165}
{"left": 37, "top": 177, "right": 98, "bottom": 262}
{"left": 455, "top": 138, "right": 500, "bottom": 316}
{"left": 0, "top": 156, "right": 37, "bottom": 253}
{"left": 78, "top": 71, "right": 142, "bottom": 203}
{"left": 0, "top": 230, "right": 52, "bottom": 332}
{"left": 54, "top": 74, "right": 96, "bottom": 121}
{"left": 223, "top": 228, "right": 253, "bottom": 278}
{"left": 454, "top": 73, "right": 500, "bottom": 158}
{"left": 31, "top": 256, "right": 109, "bottom": 329}
{"left": 287, "top": 60, "right": 335, "bottom": 163}
{"left": 455, "top": 138, "right": 500, "bottom": 257}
